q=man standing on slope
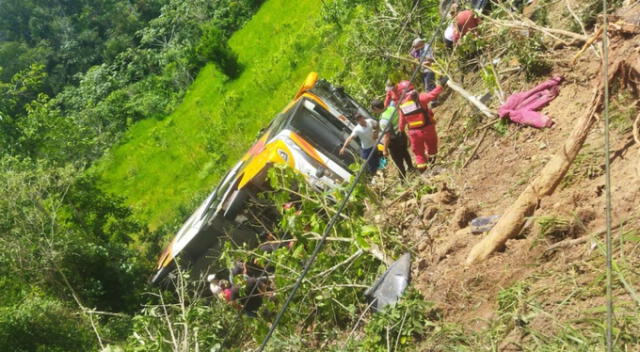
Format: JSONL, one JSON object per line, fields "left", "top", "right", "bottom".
{"left": 339, "top": 113, "right": 379, "bottom": 175}
{"left": 397, "top": 78, "right": 447, "bottom": 171}
{"left": 409, "top": 37, "right": 436, "bottom": 93}
{"left": 371, "top": 99, "right": 414, "bottom": 179}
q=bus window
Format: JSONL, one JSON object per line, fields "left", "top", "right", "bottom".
{"left": 288, "top": 100, "right": 360, "bottom": 169}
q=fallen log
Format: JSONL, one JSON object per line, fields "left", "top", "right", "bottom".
{"left": 446, "top": 80, "right": 497, "bottom": 120}
{"left": 466, "top": 18, "right": 640, "bottom": 264}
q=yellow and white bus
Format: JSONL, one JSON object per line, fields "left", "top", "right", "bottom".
{"left": 150, "top": 72, "right": 373, "bottom": 285}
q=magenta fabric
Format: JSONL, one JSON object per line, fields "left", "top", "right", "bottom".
{"left": 498, "top": 76, "right": 564, "bottom": 128}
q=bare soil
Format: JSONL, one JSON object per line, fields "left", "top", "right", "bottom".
{"left": 371, "top": 6, "right": 640, "bottom": 348}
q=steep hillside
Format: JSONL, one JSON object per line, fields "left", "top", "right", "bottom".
{"left": 90, "top": 0, "right": 640, "bottom": 350}
{"left": 363, "top": 2, "right": 640, "bottom": 349}
{"left": 96, "top": 0, "right": 340, "bottom": 229}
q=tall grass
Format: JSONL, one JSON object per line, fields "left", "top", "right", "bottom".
{"left": 96, "top": 0, "right": 331, "bottom": 229}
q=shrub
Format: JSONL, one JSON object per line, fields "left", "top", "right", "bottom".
{"left": 0, "top": 295, "right": 96, "bottom": 352}
{"left": 196, "top": 22, "right": 243, "bottom": 79}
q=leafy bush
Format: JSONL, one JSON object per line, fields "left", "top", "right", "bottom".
{"left": 509, "top": 33, "right": 552, "bottom": 80}
{"left": 0, "top": 295, "right": 95, "bottom": 352}
{"left": 196, "top": 23, "right": 243, "bottom": 79}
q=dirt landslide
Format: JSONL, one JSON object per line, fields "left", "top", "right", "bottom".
{"left": 370, "top": 3, "right": 639, "bottom": 349}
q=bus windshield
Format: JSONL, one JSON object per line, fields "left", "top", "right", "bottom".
{"left": 287, "top": 99, "right": 360, "bottom": 169}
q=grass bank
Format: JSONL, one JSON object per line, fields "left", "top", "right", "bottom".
{"left": 96, "top": 0, "right": 345, "bottom": 229}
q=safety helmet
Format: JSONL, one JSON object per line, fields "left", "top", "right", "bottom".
{"left": 396, "top": 80, "right": 415, "bottom": 93}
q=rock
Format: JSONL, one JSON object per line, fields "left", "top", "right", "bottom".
{"left": 470, "top": 215, "right": 500, "bottom": 234}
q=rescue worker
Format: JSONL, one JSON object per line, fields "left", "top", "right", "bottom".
{"left": 371, "top": 99, "right": 414, "bottom": 179}
{"left": 384, "top": 80, "right": 399, "bottom": 108}
{"left": 455, "top": 9, "right": 481, "bottom": 40}
{"left": 339, "top": 112, "right": 379, "bottom": 175}
{"left": 409, "top": 38, "right": 436, "bottom": 92}
{"left": 396, "top": 77, "right": 448, "bottom": 171}
{"left": 444, "top": 8, "right": 481, "bottom": 47}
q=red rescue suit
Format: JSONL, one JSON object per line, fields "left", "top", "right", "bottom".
{"left": 398, "top": 86, "right": 442, "bottom": 169}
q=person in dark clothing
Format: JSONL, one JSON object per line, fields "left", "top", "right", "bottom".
{"left": 371, "top": 99, "right": 414, "bottom": 178}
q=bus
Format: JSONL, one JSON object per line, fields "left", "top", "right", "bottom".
{"left": 150, "top": 72, "right": 373, "bottom": 285}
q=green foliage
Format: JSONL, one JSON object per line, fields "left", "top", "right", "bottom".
{"left": 360, "top": 289, "right": 438, "bottom": 351}
{"left": 97, "top": 0, "right": 326, "bottom": 228}
{"left": 0, "top": 156, "right": 149, "bottom": 316}
{"left": 492, "top": 118, "right": 510, "bottom": 136}
{"left": 497, "top": 281, "right": 530, "bottom": 319}
{"left": 507, "top": 32, "right": 552, "bottom": 80}
{"left": 0, "top": 294, "right": 96, "bottom": 352}
{"left": 196, "top": 22, "right": 242, "bottom": 78}
{"left": 609, "top": 90, "right": 638, "bottom": 134}
{"left": 124, "top": 286, "right": 239, "bottom": 351}
{"left": 0, "top": 0, "right": 261, "bottom": 165}
{"left": 561, "top": 143, "right": 603, "bottom": 188}
{"left": 0, "top": 0, "right": 166, "bottom": 93}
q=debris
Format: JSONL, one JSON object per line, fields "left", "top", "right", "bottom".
{"left": 365, "top": 253, "right": 411, "bottom": 311}
{"left": 471, "top": 215, "right": 500, "bottom": 234}
{"left": 427, "top": 183, "right": 457, "bottom": 205}
{"left": 571, "top": 26, "right": 603, "bottom": 64}
{"left": 482, "top": 12, "right": 588, "bottom": 44}
{"left": 497, "top": 76, "right": 563, "bottom": 128}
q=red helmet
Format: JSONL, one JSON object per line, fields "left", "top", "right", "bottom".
{"left": 396, "top": 80, "right": 415, "bottom": 93}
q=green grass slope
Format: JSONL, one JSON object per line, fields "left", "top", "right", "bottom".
{"left": 97, "top": 0, "right": 346, "bottom": 229}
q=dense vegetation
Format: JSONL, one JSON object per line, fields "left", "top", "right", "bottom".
{"left": 0, "top": 0, "right": 263, "bottom": 350}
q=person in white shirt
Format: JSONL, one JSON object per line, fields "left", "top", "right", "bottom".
{"left": 443, "top": 23, "right": 456, "bottom": 48}
{"left": 339, "top": 113, "right": 379, "bottom": 174}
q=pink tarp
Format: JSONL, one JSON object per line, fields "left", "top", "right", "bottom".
{"left": 498, "top": 76, "right": 564, "bottom": 128}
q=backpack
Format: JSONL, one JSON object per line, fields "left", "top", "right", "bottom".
{"left": 399, "top": 91, "right": 431, "bottom": 129}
